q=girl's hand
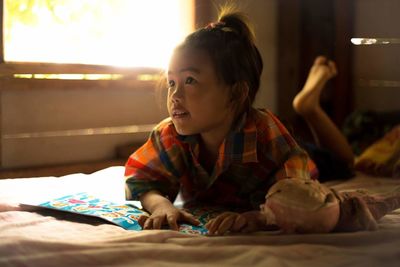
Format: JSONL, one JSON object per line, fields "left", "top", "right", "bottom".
{"left": 205, "top": 210, "right": 268, "bottom": 235}
{"left": 138, "top": 204, "right": 200, "bottom": 230}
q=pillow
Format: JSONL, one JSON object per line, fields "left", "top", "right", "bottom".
{"left": 355, "top": 125, "right": 400, "bottom": 178}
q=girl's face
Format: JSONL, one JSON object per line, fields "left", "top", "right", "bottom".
{"left": 167, "top": 48, "right": 235, "bottom": 139}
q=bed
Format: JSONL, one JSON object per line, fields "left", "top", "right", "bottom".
{"left": 0, "top": 165, "right": 399, "bottom": 267}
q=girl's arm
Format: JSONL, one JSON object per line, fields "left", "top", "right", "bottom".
{"left": 140, "top": 190, "right": 174, "bottom": 213}
{"left": 139, "top": 190, "right": 200, "bottom": 230}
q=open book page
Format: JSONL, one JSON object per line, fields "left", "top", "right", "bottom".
{"left": 34, "top": 192, "right": 209, "bottom": 235}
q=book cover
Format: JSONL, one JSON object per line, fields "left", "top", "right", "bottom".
{"left": 37, "top": 192, "right": 209, "bottom": 235}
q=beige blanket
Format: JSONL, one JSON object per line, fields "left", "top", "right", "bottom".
{"left": 1, "top": 167, "right": 399, "bottom": 267}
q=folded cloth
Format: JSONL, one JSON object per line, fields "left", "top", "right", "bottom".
{"left": 355, "top": 125, "right": 400, "bottom": 178}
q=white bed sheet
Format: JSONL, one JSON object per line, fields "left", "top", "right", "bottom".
{"left": 0, "top": 167, "right": 400, "bottom": 267}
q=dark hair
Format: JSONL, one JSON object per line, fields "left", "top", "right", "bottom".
{"left": 174, "top": 8, "right": 263, "bottom": 116}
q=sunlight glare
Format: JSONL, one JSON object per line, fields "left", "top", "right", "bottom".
{"left": 4, "top": 0, "right": 194, "bottom": 68}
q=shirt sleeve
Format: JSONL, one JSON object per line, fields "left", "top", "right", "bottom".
{"left": 124, "top": 120, "right": 185, "bottom": 202}
{"left": 259, "top": 110, "right": 319, "bottom": 181}
{"left": 274, "top": 146, "right": 319, "bottom": 180}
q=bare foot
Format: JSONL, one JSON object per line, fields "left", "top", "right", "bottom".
{"left": 293, "top": 56, "right": 337, "bottom": 116}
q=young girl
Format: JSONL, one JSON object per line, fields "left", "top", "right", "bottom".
{"left": 125, "top": 10, "right": 399, "bottom": 235}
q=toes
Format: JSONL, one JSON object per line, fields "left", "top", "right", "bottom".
{"left": 327, "top": 60, "right": 338, "bottom": 76}
{"left": 314, "top": 55, "right": 327, "bottom": 65}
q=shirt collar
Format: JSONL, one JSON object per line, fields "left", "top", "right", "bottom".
{"left": 177, "top": 109, "right": 259, "bottom": 168}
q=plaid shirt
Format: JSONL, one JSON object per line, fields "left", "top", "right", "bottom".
{"left": 125, "top": 108, "right": 318, "bottom": 210}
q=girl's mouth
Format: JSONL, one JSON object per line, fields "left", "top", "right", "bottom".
{"left": 172, "top": 111, "right": 190, "bottom": 118}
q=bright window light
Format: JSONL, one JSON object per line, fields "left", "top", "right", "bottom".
{"left": 4, "top": 0, "right": 194, "bottom": 68}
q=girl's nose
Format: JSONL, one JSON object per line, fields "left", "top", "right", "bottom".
{"left": 170, "top": 83, "right": 183, "bottom": 102}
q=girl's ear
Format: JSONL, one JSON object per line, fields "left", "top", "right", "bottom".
{"left": 230, "top": 81, "right": 250, "bottom": 114}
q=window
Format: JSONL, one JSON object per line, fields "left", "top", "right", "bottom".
{"left": 3, "top": 0, "right": 194, "bottom": 69}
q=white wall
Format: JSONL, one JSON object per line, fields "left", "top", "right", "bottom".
{"left": 1, "top": 84, "right": 167, "bottom": 168}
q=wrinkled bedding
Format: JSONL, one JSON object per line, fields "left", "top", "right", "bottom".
{"left": 1, "top": 167, "right": 399, "bottom": 267}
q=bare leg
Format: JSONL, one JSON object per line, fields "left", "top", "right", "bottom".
{"left": 293, "top": 56, "right": 354, "bottom": 167}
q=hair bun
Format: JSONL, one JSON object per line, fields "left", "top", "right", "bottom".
{"left": 205, "top": 21, "right": 237, "bottom": 34}
{"left": 218, "top": 10, "right": 256, "bottom": 44}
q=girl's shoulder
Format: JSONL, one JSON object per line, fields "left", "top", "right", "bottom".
{"left": 147, "top": 118, "right": 184, "bottom": 150}
{"left": 152, "top": 118, "right": 193, "bottom": 146}
{"left": 249, "top": 108, "right": 290, "bottom": 138}
{"left": 152, "top": 117, "right": 178, "bottom": 137}
{"left": 250, "top": 108, "right": 282, "bottom": 126}
{"left": 154, "top": 117, "right": 174, "bottom": 130}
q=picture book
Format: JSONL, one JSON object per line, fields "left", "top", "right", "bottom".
{"left": 35, "top": 192, "right": 209, "bottom": 235}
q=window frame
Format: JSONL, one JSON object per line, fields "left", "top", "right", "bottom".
{"left": 0, "top": 0, "right": 212, "bottom": 76}
{"left": 0, "top": 0, "right": 212, "bottom": 170}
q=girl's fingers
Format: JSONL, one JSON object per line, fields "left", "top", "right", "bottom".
{"left": 152, "top": 217, "right": 163, "bottom": 229}
{"left": 167, "top": 214, "right": 179, "bottom": 230}
{"left": 140, "top": 209, "right": 201, "bottom": 231}
{"left": 143, "top": 215, "right": 165, "bottom": 229}
{"left": 206, "top": 219, "right": 219, "bottom": 235}
{"left": 143, "top": 217, "right": 153, "bottom": 229}
{"left": 217, "top": 215, "right": 236, "bottom": 235}
{"left": 181, "top": 211, "right": 200, "bottom": 226}
{"left": 206, "top": 215, "right": 225, "bottom": 234}
{"left": 231, "top": 215, "right": 247, "bottom": 232}
{"left": 138, "top": 215, "right": 149, "bottom": 228}
{"left": 205, "top": 219, "right": 214, "bottom": 231}
{"left": 206, "top": 212, "right": 236, "bottom": 235}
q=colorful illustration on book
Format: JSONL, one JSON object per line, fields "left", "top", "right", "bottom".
{"left": 39, "top": 192, "right": 209, "bottom": 235}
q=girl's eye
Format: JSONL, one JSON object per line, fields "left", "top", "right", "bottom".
{"left": 168, "top": 80, "right": 175, "bottom": 88}
{"left": 185, "top": 77, "right": 196, "bottom": 85}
